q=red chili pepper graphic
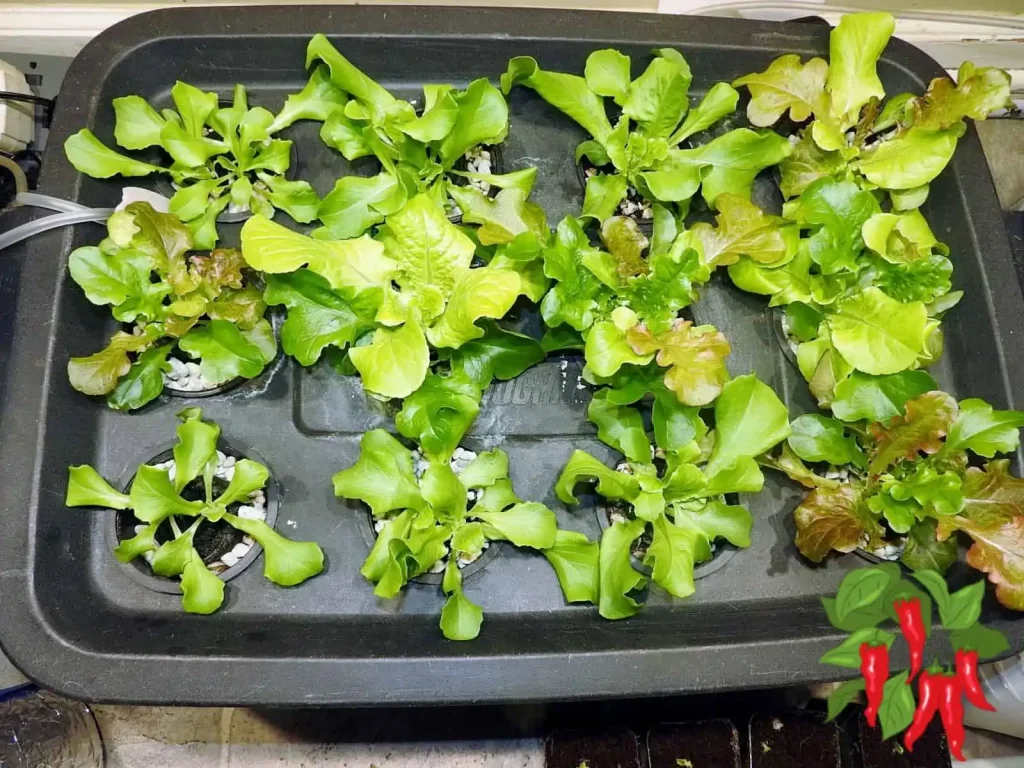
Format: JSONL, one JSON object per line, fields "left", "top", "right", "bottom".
{"left": 894, "top": 597, "right": 926, "bottom": 680}
{"left": 905, "top": 669, "right": 941, "bottom": 753}
{"left": 956, "top": 649, "right": 995, "bottom": 712}
{"left": 860, "top": 642, "right": 889, "bottom": 727}
{"left": 937, "top": 672, "right": 966, "bottom": 761}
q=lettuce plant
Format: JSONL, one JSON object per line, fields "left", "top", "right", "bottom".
{"left": 65, "top": 408, "right": 324, "bottom": 614}
{"left": 65, "top": 76, "right": 333, "bottom": 246}
{"left": 333, "top": 430, "right": 572, "bottom": 640}
{"left": 540, "top": 205, "right": 793, "bottom": 406}
{"left": 766, "top": 373, "right": 1024, "bottom": 610}
{"left": 67, "top": 202, "right": 276, "bottom": 411}
{"left": 241, "top": 167, "right": 550, "bottom": 461}
{"left": 726, "top": 12, "right": 1011, "bottom": 406}
{"left": 501, "top": 48, "right": 791, "bottom": 221}
{"left": 555, "top": 373, "right": 790, "bottom": 619}
{"left": 306, "top": 35, "right": 514, "bottom": 238}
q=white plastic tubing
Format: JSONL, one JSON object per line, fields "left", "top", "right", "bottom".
{"left": 0, "top": 193, "right": 112, "bottom": 253}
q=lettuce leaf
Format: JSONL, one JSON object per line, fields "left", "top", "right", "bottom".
{"left": 706, "top": 374, "right": 792, "bottom": 476}
{"left": 666, "top": 128, "right": 792, "bottom": 206}
{"left": 626, "top": 320, "right": 731, "bottom": 407}
{"left": 827, "top": 288, "right": 930, "bottom": 376}
{"left": 599, "top": 519, "right": 647, "bottom": 619}
{"left": 831, "top": 371, "right": 938, "bottom": 423}
{"left": 348, "top": 315, "right": 430, "bottom": 399}
{"left": 241, "top": 214, "right": 395, "bottom": 292}
{"left": 826, "top": 12, "right": 895, "bottom": 128}
{"left": 331, "top": 430, "right": 424, "bottom": 518}
{"left": 733, "top": 54, "right": 829, "bottom": 127}
{"left": 264, "top": 270, "right": 380, "bottom": 366}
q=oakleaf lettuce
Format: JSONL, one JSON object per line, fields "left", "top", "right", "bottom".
{"left": 554, "top": 373, "right": 790, "bottom": 619}
{"left": 333, "top": 430, "right": 582, "bottom": 640}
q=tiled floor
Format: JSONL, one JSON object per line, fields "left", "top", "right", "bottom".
{"left": 91, "top": 705, "right": 544, "bottom": 768}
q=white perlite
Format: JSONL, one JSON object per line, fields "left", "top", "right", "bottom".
{"left": 164, "top": 357, "right": 220, "bottom": 393}
{"left": 823, "top": 467, "right": 851, "bottom": 481}
{"left": 141, "top": 450, "right": 267, "bottom": 573}
{"left": 464, "top": 146, "right": 492, "bottom": 194}
{"left": 384, "top": 446, "right": 489, "bottom": 572}
{"left": 585, "top": 169, "right": 655, "bottom": 220}
{"left": 778, "top": 313, "right": 801, "bottom": 358}
{"left": 872, "top": 541, "right": 906, "bottom": 562}
{"left": 618, "top": 188, "right": 654, "bottom": 220}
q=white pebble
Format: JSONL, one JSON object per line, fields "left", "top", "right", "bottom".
{"left": 242, "top": 535, "right": 255, "bottom": 546}
{"left": 374, "top": 519, "right": 388, "bottom": 533}
{"left": 134, "top": 524, "right": 147, "bottom": 535}
{"left": 237, "top": 505, "right": 261, "bottom": 520}
{"left": 185, "top": 362, "right": 202, "bottom": 377}
{"left": 221, "top": 551, "right": 239, "bottom": 567}
{"left": 230, "top": 541, "right": 252, "bottom": 559}
{"left": 429, "top": 559, "right": 446, "bottom": 574}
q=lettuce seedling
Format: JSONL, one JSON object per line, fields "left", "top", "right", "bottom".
{"left": 727, "top": 12, "right": 1010, "bottom": 406}
{"left": 67, "top": 202, "right": 276, "bottom": 411}
{"left": 540, "top": 205, "right": 794, "bottom": 406}
{"left": 306, "top": 35, "right": 515, "bottom": 239}
{"left": 65, "top": 408, "right": 324, "bottom": 614}
{"left": 65, "top": 75, "right": 332, "bottom": 246}
{"left": 765, "top": 374, "right": 1024, "bottom": 610}
{"left": 333, "top": 430, "right": 577, "bottom": 640}
{"left": 501, "top": 48, "right": 791, "bottom": 220}
{"left": 555, "top": 373, "right": 790, "bottom": 619}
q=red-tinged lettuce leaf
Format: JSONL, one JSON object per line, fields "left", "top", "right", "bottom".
{"left": 956, "top": 515, "right": 1024, "bottom": 611}
{"left": 188, "top": 248, "right": 247, "bottom": 292}
{"left": 67, "top": 330, "right": 154, "bottom": 396}
{"left": 937, "top": 460, "right": 1024, "bottom": 539}
{"left": 682, "top": 193, "right": 796, "bottom": 268}
{"left": 626, "top": 320, "right": 731, "bottom": 407}
{"left": 794, "top": 483, "right": 881, "bottom": 562}
{"left": 868, "top": 391, "right": 958, "bottom": 475}
{"left": 912, "top": 61, "right": 1012, "bottom": 132}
